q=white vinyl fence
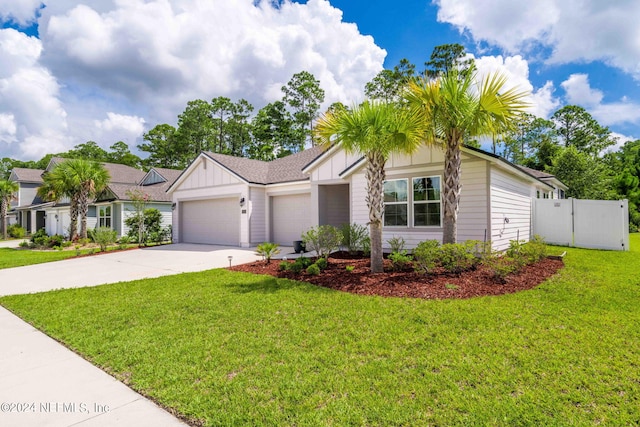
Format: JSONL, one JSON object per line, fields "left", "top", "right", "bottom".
{"left": 533, "top": 198, "right": 629, "bottom": 251}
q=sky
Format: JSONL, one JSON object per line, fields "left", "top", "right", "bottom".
{"left": 1, "top": 0, "right": 640, "bottom": 161}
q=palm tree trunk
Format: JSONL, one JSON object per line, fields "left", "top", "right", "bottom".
{"left": 78, "top": 189, "right": 89, "bottom": 240}
{"left": 69, "top": 194, "right": 79, "bottom": 241}
{"left": 365, "top": 151, "right": 386, "bottom": 273}
{"left": 1, "top": 199, "right": 7, "bottom": 240}
{"left": 443, "top": 139, "right": 462, "bottom": 244}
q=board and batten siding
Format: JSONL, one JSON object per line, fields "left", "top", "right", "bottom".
{"left": 249, "top": 186, "right": 266, "bottom": 244}
{"left": 309, "top": 147, "right": 361, "bottom": 182}
{"left": 171, "top": 156, "right": 248, "bottom": 244}
{"left": 490, "top": 166, "right": 534, "bottom": 251}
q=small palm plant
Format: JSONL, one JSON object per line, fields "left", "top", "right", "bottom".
{"left": 256, "top": 242, "right": 281, "bottom": 264}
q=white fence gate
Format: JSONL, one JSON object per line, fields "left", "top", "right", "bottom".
{"left": 533, "top": 198, "right": 629, "bottom": 251}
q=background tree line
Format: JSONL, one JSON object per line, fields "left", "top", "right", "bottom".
{"left": 2, "top": 45, "right": 640, "bottom": 230}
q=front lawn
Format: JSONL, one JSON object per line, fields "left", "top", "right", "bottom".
{"left": 0, "top": 247, "right": 87, "bottom": 269}
{"left": 1, "top": 236, "right": 639, "bottom": 426}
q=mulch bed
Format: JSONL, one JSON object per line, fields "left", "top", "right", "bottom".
{"left": 228, "top": 252, "right": 564, "bottom": 299}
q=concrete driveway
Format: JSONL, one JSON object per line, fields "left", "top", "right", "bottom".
{"left": 0, "top": 243, "right": 262, "bottom": 296}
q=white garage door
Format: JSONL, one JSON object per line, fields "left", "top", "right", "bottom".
{"left": 271, "top": 194, "right": 312, "bottom": 245}
{"left": 181, "top": 198, "right": 239, "bottom": 245}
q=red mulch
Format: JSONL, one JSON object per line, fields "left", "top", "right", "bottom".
{"left": 228, "top": 252, "right": 564, "bottom": 300}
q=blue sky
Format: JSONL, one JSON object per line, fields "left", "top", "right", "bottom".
{"left": 1, "top": 0, "right": 639, "bottom": 160}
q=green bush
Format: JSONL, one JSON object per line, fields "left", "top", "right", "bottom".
{"left": 7, "top": 224, "right": 26, "bottom": 238}
{"left": 30, "top": 228, "right": 49, "bottom": 247}
{"left": 485, "top": 254, "right": 518, "bottom": 283}
{"left": 278, "top": 261, "right": 290, "bottom": 271}
{"left": 340, "top": 223, "right": 369, "bottom": 254}
{"left": 302, "top": 225, "right": 343, "bottom": 259}
{"left": 92, "top": 227, "right": 118, "bottom": 252}
{"left": 306, "top": 263, "right": 321, "bottom": 276}
{"left": 256, "top": 242, "right": 281, "bottom": 264}
{"left": 521, "top": 235, "right": 547, "bottom": 264}
{"left": 125, "top": 208, "right": 163, "bottom": 244}
{"left": 387, "top": 236, "right": 406, "bottom": 253}
{"left": 439, "top": 243, "right": 476, "bottom": 274}
{"left": 315, "top": 257, "right": 328, "bottom": 270}
{"left": 388, "top": 251, "right": 413, "bottom": 271}
{"left": 413, "top": 240, "right": 440, "bottom": 274}
{"left": 295, "top": 256, "right": 313, "bottom": 268}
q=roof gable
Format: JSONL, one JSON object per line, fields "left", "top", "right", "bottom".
{"left": 9, "top": 168, "right": 44, "bottom": 183}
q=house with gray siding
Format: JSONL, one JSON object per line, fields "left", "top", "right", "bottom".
{"left": 10, "top": 158, "right": 181, "bottom": 239}
{"left": 168, "top": 144, "right": 566, "bottom": 251}
{"left": 8, "top": 168, "right": 51, "bottom": 234}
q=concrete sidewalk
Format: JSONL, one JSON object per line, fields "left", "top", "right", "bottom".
{"left": 0, "top": 243, "right": 263, "bottom": 426}
{"left": 0, "top": 307, "right": 187, "bottom": 426}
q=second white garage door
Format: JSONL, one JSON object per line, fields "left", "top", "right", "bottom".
{"left": 181, "top": 198, "right": 239, "bottom": 245}
{"left": 271, "top": 193, "right": 312, "bottom": 245}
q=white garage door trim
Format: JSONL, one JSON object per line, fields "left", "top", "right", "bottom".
{"left": 271, "top": 193, "right": 312, "bottom": 245}
{"left": 181, "top": 198, "right": 240, "bottom": 245}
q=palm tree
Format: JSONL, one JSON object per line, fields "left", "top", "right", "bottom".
{"left": 40, "top": 159, "right": 110, "bottom": 240}
{"left": 315, "top": 101, "right": 425, "bottom": 273}
{"left": 0, "top": 179, "right": 19, "bottom": 239}
{"left": 405, "top": 71, "right": 529, "bottom": 244}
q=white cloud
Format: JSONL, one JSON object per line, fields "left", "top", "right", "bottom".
{"left": 0, "top": 0, "right": 385, "bottom": 160}
{"left": 435, "top": 0, "right": 640, "bottom": 78}
{"left": 95, "top": 112, "right": 146, "bottom": 135}
{"left": 607, "top": 132, "right": 635, "bottom": 153}
{"left": 39, "top": 0, "right": 384, "bottom": 123}
{"left": 0, "top": 28, "right": 71, "bottom": 159}
{"left": 0, "top": 0, "right": 42, "bottom": 26}
{"left": 560, "top": 73, "right": 603, "bottom": 106}
{"left": 0, "top": 112, "right": 16, "bottom": 144}
{"left": 560, "top": 73, "right": 640, "bottom": 127}
{"left": 474, "top": 55, "right": 560, "bottom": 119}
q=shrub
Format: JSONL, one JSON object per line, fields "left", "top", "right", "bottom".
{"left": 306, "top": 263, "right": 321, "bottom": 275}
{"left": 30, "top": 228, "right": 49, "bottom": 247}
{"left": 387, "top": 236, "right": 406, "bottom": 253}
{"left": 520, "top": 235, "right": 547, "bottom": 264}
{"left": 315, "top": 257, "right": 328, "bottom": 270}
{"left": 289, "top": 261, "right": 304, "bottom": 274}
{"left": 92, "top": 227, "right": 118, "bottom": 252}
{"left": 125, "top": 208, "right": 163, "bottom": 244}
{"left": 256, "top": 242, "right": 280, "bottom": 264}
{"left": 388, "top": 251, "right": 413, "bottom": 271}
{"left": 485, "top": 254, "right": 518, "bottom": 283}
{"left": 413, "top": 240, "right": 440, "bottom": 274}
{"left": 340, "top": 223, "right": 369, "bottom": 255}
{"left": 439, "top": 243, "right": 476, "bottom": 274}
{"left": 302, "top": 225, "right": 343, "bottom": 259}
{"left": 362, "top": 236, "right": 371, "bottom": 256}
{"left": 7, "top": 224, "right": 25, "bottom": 239}
{"left": 19, "top": 240, "right": 29, "bottom": 248}
{"left": 279, "top": 261, "right": 290, "bottom": 271}
{"left": 294, "top": 256, "right": 313, "bottom": 268}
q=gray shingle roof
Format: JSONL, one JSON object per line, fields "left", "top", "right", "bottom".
{"left": 515, "top": 165, "right": 555, "bottom": 179}
{"left": 49, "top": 157, "right": 146, "bottom": 184}
{"left": 204, "top": 145, "right": 326, "bottom": 184}
{"left": 10, "top": 168, "right": 44, "bottom": 183}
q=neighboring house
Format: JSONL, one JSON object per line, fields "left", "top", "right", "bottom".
{"left": 8, "top": 168, "right": 51, "bottom": 233}
{"left": 168, "top": 144, "right": 567, "bottom": 251}
{"left": 10, "top": 158, "right": 182, "bottom": 238}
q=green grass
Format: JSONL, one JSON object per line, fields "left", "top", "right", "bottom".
{"left": 0, "top": 247, "right": 85, "bottom": 269}
{"left": 0, "top": 245, "right": 142, "bottom": 270}
{"left": 2, "top": 236, "right": 640, "bottom": 426}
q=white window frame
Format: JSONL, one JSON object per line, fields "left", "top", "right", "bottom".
{"left": 412, "top": 176, "right": 442, "bottom": 227}
{"left": 383, "top": 175, "right": 442, "bottom": 228}
{"left": 383, "top": 179, "right": 408, "bottom": 227}
{"left": 98, "top": 205, "right": 112, "bottom": 229}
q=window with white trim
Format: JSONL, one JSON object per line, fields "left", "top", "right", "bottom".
{"left": 383, "top": 179, "right": 408, "bottom": 226}
{"left": 383, "top": 176, "right": 442, "bottom": 227}
{"left": 413, "top": 176, "right": 441, "bottom": 227}
{"left": 98, "top": 205, "right": 111, "bottom": 228}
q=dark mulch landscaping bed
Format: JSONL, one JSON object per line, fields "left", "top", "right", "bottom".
{"left": 229, "top": 252, "right": 564, "bottom": 299}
